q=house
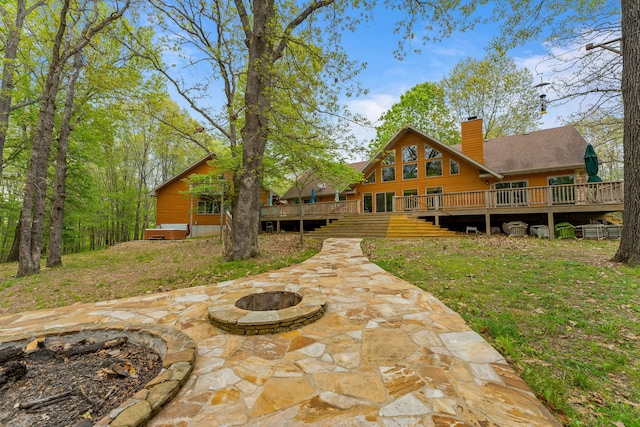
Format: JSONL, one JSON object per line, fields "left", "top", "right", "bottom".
{"left": 272, "top": 118, "right": 623, "bottom": 235}
{"left": 148, "top": 154, "right": 275, "bottom": 239}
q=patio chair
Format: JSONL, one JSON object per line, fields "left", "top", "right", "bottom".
{"left": 554, "top": 222, "right": 577, "bottom": 239}
{"left": 503, "top": 221, "right": 528, "bottom": 236}
{"left": 578, "top": 224, "right": 605, "bottom": 240}
{"left": 604, "top": 224, "right": 622, "bottom": 239}
{"left": 529, "top": 225, "right": 549, "bottom": 238}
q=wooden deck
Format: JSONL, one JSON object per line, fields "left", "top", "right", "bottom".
{"left": 262, "top": 181, "right": 624, "bottom": 236}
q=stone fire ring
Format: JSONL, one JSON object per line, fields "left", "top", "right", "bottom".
{"left": 208, "top": 288, "right": 327, "bottom": 335}
{"left": 0, "top": 322, "right": 195, "bottom": 427}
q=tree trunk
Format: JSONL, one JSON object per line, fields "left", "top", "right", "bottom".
{"left": 230, "top": 0, "right": 276, "bottom": 260}
{"left": 6, "top": 215, "right": 21, "bottom": 263}
{"left": 0, "top": 0, "right": 28, "bottom": 178}
{"left": 614, "top": 0, "right": 640, "bottom": 265}
{"left": 47, "top": 52, "right": 82, "bottom": 268}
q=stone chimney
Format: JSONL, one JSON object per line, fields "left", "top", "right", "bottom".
{"left": 461, "top": 117, "right": 484, "bottom": 164}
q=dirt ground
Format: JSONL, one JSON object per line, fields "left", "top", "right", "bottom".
{"left": 0, "top": 337, "right": 162, "bottom": 427}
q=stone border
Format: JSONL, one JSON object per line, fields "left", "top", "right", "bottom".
{"left": 0, "top": 322, "right": 195, "bottom": 427}
{"left": 208, "top": 287, "right": 327, "bottom": 335}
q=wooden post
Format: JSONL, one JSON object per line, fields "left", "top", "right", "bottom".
{"left": 485, "top": 212, "right": 491, "bottom": 236}
{"left": 548, "top": 211, "right": 555, "bottom": 239}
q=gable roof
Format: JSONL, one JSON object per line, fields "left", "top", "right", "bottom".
{"left": 361, "top": 126, "right": 504, "bottom": 179}
{"left": 150, "top": 153, "right": 216, "bottom": 196}
{"left": 451, "top": 125, "right": 588, "bottom": 176}
{"left": 281, "top": 161, "right": 367, "bottom": 200}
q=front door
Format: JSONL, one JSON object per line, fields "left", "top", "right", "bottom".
{"left": 363, "top": 193, "right": 373, "bottom": 213}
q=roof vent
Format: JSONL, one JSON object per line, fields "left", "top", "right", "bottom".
{"left": 467, "top": 116, "right": 478, "bottom": 121}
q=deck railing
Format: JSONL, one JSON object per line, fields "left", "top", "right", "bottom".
{"left": 261, "top": 181, "right": 624, "bottom": 218}
{"left": 394, "top": 181, "right": 624, "bottom": 212}
{"left": 261, "top": 200, "right": 361, "bottom": 217}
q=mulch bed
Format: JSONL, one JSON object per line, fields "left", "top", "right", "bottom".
{"left": 0, "top": 336, "right": 162, "bottom": 427}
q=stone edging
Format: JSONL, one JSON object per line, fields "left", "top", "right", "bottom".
{"left": 0, "top": 322, "right": 195, "bottom": 427}
{"left": 208, "top": 287, "right": 327, "bottom": 335}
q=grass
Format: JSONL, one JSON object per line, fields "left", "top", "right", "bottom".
{"left": 361, "top": 236, "right": 640, "bottom": 427}
{"left": 0, "top": 233, "right": 321, "bottom": 314}
{"left": 1, "top": 233, "right": 638, "bottom": 425}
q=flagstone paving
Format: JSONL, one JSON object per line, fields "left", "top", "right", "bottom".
{"left": 0, "top": 238, "right": 561, "bottom": 426}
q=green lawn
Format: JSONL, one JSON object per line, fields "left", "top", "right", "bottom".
{"left": 362, "top": 236, "right": 640, "bottom": 427}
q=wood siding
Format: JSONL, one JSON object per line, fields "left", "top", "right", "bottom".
{"left": 155, "top": 161, "right": 272, "bottom": 226}
{"left": 461, "top": 118, "right": 484, "bottom": 164}
{"left": 346, "top": 130, "right": 585, "bottom": 214}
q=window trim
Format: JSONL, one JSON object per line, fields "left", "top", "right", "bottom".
{"left": 402, "top": 144, "right": 418, "bottom": 162}
{"left": 381, "top": 166, "right": 396, "bottom": 182}
{"left": 364, "top": 170, "right": 376, "bottom": 184}
{"left": 402, "top": 163, "right": 418, "bottom": 180}
{"left": 425, "top": 159, "right": 443, "bottom": 178}
{"left": 449, "top": 159, "right": 460, "bottom": 175}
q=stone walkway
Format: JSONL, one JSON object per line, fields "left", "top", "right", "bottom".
{"left": 0, "top": 238, "right": 561, "bottom": 426}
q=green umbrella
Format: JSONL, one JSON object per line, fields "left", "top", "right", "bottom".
{"left": 584, "top": 144, "right": 602, "bottom": 182}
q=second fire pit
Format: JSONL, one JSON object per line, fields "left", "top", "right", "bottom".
{"left": 208, "top": 288, "right": 326, "bottom": 335}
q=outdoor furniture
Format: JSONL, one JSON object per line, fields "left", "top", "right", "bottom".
{"left": 265, "top": 221, "right": 275, "bottom": 233}
{"left": 529, "top": 225, "right": 549, "bottom": 238}
{"left": 491, "top": 226, "right": 501, "bottom": 234}
{"left": 465, "top": 226, "right": 479, "bottom": 234}
{"left": 605, "top": 224, "right": 622, "bottom": 239}
{"left": 578, "top": 224, "right": 605, "bottom": 240}
{"left": 503, "top": 221, "right": 528, "bottom": 236}
{"left": 555, "top": 222, "right": 577, "bottom": 239}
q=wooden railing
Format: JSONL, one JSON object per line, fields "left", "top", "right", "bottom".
{"left": 261, "top": 181, "right": 624, "bottom": 218}
{"left": 394, "top": 181, "right": 624, "bottom": 212}
{"left": 261, "top": 200, "right": 361, "bottom": 217}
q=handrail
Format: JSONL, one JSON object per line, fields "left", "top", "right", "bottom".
{"left": 261, "top": 181, "right": 624, "bottom": 218}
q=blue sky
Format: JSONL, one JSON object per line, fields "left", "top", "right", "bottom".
{"left": 322, "top": 4, "right": 596, "bottom": 156}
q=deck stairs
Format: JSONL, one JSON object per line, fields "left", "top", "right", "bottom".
{"left": 307, "top": 214, "right": 458, "bottom": 238}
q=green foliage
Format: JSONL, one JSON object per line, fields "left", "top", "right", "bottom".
{"left": 441, "top": 55, "right": 540, "bottom": 139}
{"left": 372, "top": 82, "right": 460, "bottom": 155}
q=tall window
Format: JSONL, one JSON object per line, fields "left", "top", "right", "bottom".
{"left": 450, "top": 160, "right": 460, "bottom": 175}
{"left": 402, "top": 145, "right": 418, "bottom": 180}
{"left": 425, "top": 144, "right": 443, "bottom": 177}
{"left": 426, "top": 160, "right": 442, "bottom": 177}
{"left": 382, "top": 150, "right": 396, "bottom": 182}
{"left": 402, "top": 145, "right": 418, "bottom": 162}
{"left": 382, "top": 167, "right": 396, "bottom": 182}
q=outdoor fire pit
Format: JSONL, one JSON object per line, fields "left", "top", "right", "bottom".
{"left": 0, "top": 324, "right": 195, "bottom": 427}
{"left": 208, "top": 288, "right": 327, "bottom": 335}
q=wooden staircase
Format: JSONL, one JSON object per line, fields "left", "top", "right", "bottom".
{"left": 307, "top": 214, "right": 458, "bottom": 238}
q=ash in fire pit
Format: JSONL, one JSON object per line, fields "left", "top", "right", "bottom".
{"left": 235, "top": 291, "right": 302, "bottom": 311}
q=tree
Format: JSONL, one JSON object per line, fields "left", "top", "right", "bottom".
{"left": 0, "top": 0, "right": 45, "bottom": 178}
{"left": 372, "top": 81, "right": 459, "bottom": 155}
{"left": 141, "top": 0, "right": 365, "bottom": 261}
{"left": 17, "top": 0, "right": 132, "bottom": 277}
{"left": 613, "top": 1, "right": 640, "bottom": 265}
{"left": 441, "top": 55, "right": 540, "bottom": 139}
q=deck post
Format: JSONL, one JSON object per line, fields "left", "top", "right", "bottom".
{"left": 485, "top": 212, "right": 491, "bottom": 236}
{"left": 547, "top": 211, "right": 555, "bottom": 239}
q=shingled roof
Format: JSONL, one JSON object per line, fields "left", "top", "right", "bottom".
{"left": 452, "top": 125, "right": 588, "bottom": 176}
{"left": 281, "top": 161, "right": 367, "bottom": 200}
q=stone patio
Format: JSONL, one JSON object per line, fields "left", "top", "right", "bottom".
{"left": 0, "top": 238, "right": 562, "bottom": 426}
